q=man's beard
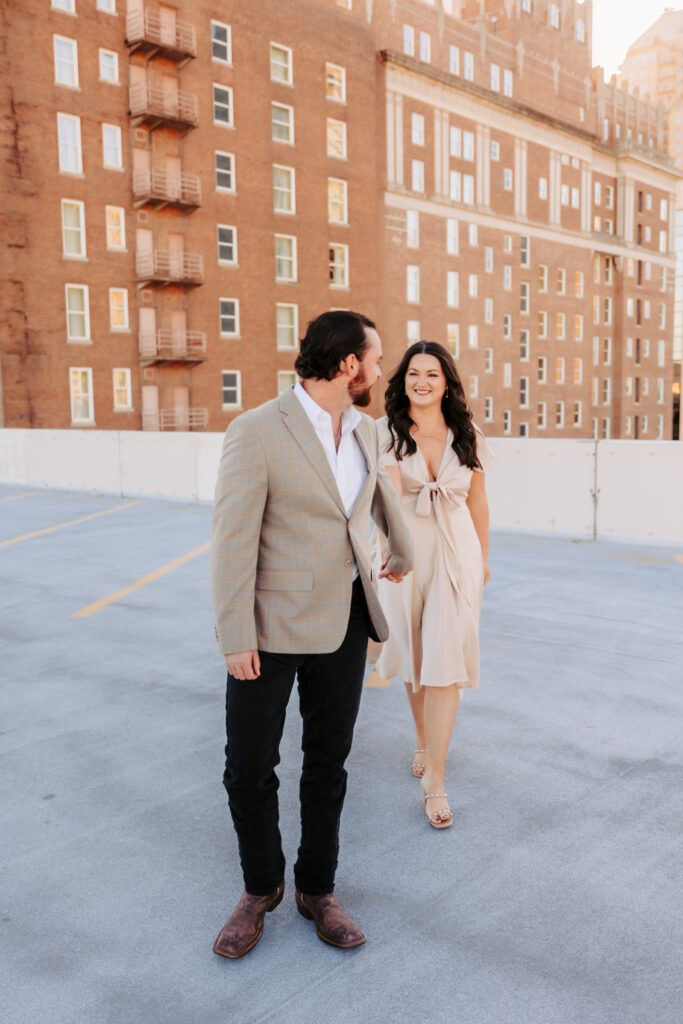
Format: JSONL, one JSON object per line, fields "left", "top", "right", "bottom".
{"left": 348, "top": 366, "right": 373, "bottom": 408}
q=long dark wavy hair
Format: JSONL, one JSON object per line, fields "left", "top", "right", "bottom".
{"left": 384, "top": 340, "right": 481, "bottom": 469}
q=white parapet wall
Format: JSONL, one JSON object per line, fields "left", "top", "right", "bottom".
{"left": 1, "top": 429, "right": 682, "bottom": 544}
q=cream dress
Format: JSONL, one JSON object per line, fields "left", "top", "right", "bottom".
{"left": 371, "top": 417, "right": 493, "bottom": 692}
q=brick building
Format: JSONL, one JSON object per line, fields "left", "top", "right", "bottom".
{"left": 1, "top": 0, "right": 679, "bottom": 440}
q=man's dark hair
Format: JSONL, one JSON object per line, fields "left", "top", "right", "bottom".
{"left": 294, "top": 310, "right": 376, "bottom": 381}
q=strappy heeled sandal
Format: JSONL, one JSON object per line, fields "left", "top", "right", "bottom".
{"left": 423, "top": 792, "right": 453, "bottom": 829}
{"left": 410, "top": 748, "right": 427, "bottom": 778}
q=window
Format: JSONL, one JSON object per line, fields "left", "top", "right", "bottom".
{"left": 660, "top": 198, "right": 668, "bottom": 221}
{"left": 485, "top": 348, "right": 493, "bottom": 372}
{"left": 406, "top": 265, "right": 420, "bottom": 303}
{"left": 485, "top": 298, "right": 493, "bottom": 324}
{"left": 539, "top": 177, "right": 548, "bottom": 199}
{"left": 520, "top": 236, "right": 529, "bottom": 267}
{"left": 656, "top": 377, "right": 665, "bottom": 404}
{"left": 463, "top": 51, "right": 474, "bottom": 81}
{"left": 605, "top": 185, "right": 614, "bottom": 210}
{"left": 503, "top": 410, "right": 511, "bottom": 434}
{"left": 406, "top": 209, "right": 419, "bottom": 248}
{"left": 603, "top": 119, "right": 610, "bottom": 143}
{"left": 447, "top": 271, "right": 459, "bottom": 307}
{"left": 504, "top": 315, "right": 512, "bottom": 340}
{"left": 504, "top": 364, "right": 512, "bottom": 388}
{"left": 490, "top": 64, "right": 500, "bottom": 92}
{"left": 61, "top": 200, "right": 85, "bottom": 257}
{"left": 54, "top": 35, "right": 78, "bottom": 87}
{"left": 70, "top": 368, "right": 94, "bottom": 423}
{"left": 273, "top": 165, "right": 295, "bottom": 213}
{"left": 96, "top": 0, "right": 116, "bottom": 11}
{"left": 537, "top": 357, "right": 547, "bottom": 384}
{"left": 657, "top": 415, "right": 664, "bottom": 439}
{"left": 538, "top": 265, "right": 548, "bottom": 292}
{"left": 212, "top": 21, "right": 232, "bottom": 64}
{"left": 446, "top": 218, "right": 458, "bottom": 255}
{"left": 449, "top": 45, "right": 459, "bottom": 75}
{"left": 468, "top": 325, "right": 478, "bottom": 349}
{"left": 603, "top": 338, "right": 612, "bottom": 365}
{"left": 325, "top": 63, "right": 346, "bottom": 103}
{"left": 65, "top": 284, "right": 90, "bottom": 341}
{"left": 520, "top": 377, "right": 529, "bottom": 408}
{"left": 407, "top": 320, "right": 421, "bottom": 344}
{"left": 576, "top": 18, "right": 585, "bottom": 43}
{"left": 503, "top": 70, "right": 513, "bottom": 97}
{"left": 278, "top": 371, "right": 297, "bottom": 394}
{"left": 463, "top": 175, "right": 474, "bottom": 205}
{"left": 594, "top": 182, "right": 601, "bottom": 206}
{"left": 574, "top": 315, "right": 583, "bottom": 342}
{"left": 503, "top": 168, "right": 513, "bottom": 191}
{"left": 658, "top": 340, "right": 666, "bottom": 367}
{"left": 572, "top": 401, "right": 582, "bottom": 428}
{"left": 412, "top": 160, "right": 424, "bottom": 192}
{"left": 485, "top": 246, "right": 493, "bottom": 272}
{"left": 411, "top": 113, "right": 425, "bottom": 146}
{"left": 469, "top": 273, "right": 478, "bottom": 297}
{"left": 463, "top": 131, "right": 475, "bottom": 161}
{"left": 105, "top": 206, "right": 125, "bottom": 251}
{"left": 603, "top": 297, "right": 612, "bottom": 325}
{"left": 520, "top": 330, "right": 529, "bottom": 361}
{"left": 214, "top": 84, "right": 234, "bottom": 127}
{"left": 468, "top": 375, "right": 478, "bottom": 399}
{"left": 276, "top": 304, "right": 298, "bottom": 350}
{"left": 57, "top": 113, "right": 82, "bottom": 173}
{"left": 641, "top": 414, "right": 648, "bottom": 436}
{"left": 537, "top": 402, "right": 547, "bottom": 429}
{"left": 604, "top": 257, "right": 612, "bottom": 285}
{"left": 102, "top": 124, "right": 122, "bottom": 169}
{"left": 571, "top": 187, "right": 580, "bottom": 209}
{"left": 520, "top": 282, "right": 529, "bottom": 314}
{"left": 556, "top": 268, "right": 566, "bottom": 295}
{"left": 484, "top": 397, "right": 493, "bottom": 422}
{"left": 491, "top": 141, "right": 500, "bottom": 161}
{"left": 329, "top": 243, "right": 348, "bottom": 287}
{"left": 99, "top": 49, "right": 119, "bottom": 84}
{"left": 556, "top": 357, "right": 565, "bottom": 384}
{"left": 219, "top": 298, "right": 240, "bottom": 337}
{"left": 326, "top": 119, "right": 347, "bottom": 159}
{"left": 449, "top": 171, "right": 461, "bottom": 201}
{"left": 109, "top": 288, "right": 128, "bottom": 331}
{"left": 403, "top": 25, "right": 415, "bottom": 57}
{"left": 601, "top": 418, "right": 610, "bottom": 439}
{"left": 575, "top": 271, "right": 584, "bottom": 298}
{"left": 538, "top": 311, "right": 548, "bottom": 338}
{"left": 419, "top": 32, "right": 431, "bottom": 63}
{"left": 603, "top": 378, "right": 611, "bottom": 404}
{"left": 52, "top": 0, "right": 75, "bottom": 11}
{"left": 503, "top": 266, "right": 512, "bottom": 291}
{"left": 271, "top": 103, "right": 294, "bottom": 144}
{"left": 449, "top": 127, "right": 461, "bottom": 157}
{"left": 659, "top": 231, "right": 667, "bottom": 253}
{"left": 112, "top": 368, "right": 132, "bottom": 411}
{"left": 271, "top": 43, "right": 292, "bottom": 85}
{"left": 221, "top": 370, "right": 242, "bottom": 408}
{"left": 561, "top": 184, "right": 569, "bottom": 206}
{"left": 275, "top": 235, "right": 297, "bottom": 281}
{"left": 555, "top": 401, "right": 565, "bottom": 428}
{"left": 446, "top": 323, "right": 459, "bottom": 358}
{"left": 217, "top": 224, "right": 237, "bottom": 265}
{"left": 215, "top": 151, "right": 235, "bottom": 192}
{"left": 550, "top": 4, "right": 559, "bottom": 29}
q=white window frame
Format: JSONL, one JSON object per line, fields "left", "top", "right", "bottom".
{"left": 463, "top": 51, "right": 474, "bottom": 81}
{"left": 484, "top": 397, "right": 493, "bottom": 422}
{"left": 412, "top": 160, "right": 425, "bottom": 193}
{"left": 213, "top": 83, "right": 234, "bottom": 128}
{"left": 555, "top": 401, "right": 565, "bottom": 429}
{"left": 270, "top": 42, "right": 293, "bottom": 85}
{"left": 99, "top": 49, "right": 119, "bottom": 84}
{"left": 96, "top": 0, "right": 116, "bottom": 12}
{"left": 276, "top": 303, "right": 299, "bottom": 351}
{"left": 406, "top": 265, "right": 420, "bottom": 304}
{"left": 61, "top": 199, "right": 86, "bottom": 258}
{"left": 65, "top": 284, "right": 91, "bottom": 342}
{"left": 520, "top": 377, "right": 529, "bottom": 409}
{"left": 406, "top": 209, "right": 419, "bottom": 248}
{"left": 537, "top": 402, "right": 547, "bottom": 429}
{"left": 329, "top": 243, "right": 349, "bottom": 288}
{"left": 449, "top": 45, "right": 459, "bottom": 75}
{"left": 326, "top": 118, "right": 347, "bottom": 159}
{"left": 109, "top": 287, "right": 129, "bottom": 331}
{"left": 328, "top": 177, "right": 348, "bottom": 224}
{"left": 463, "top": 175, "right": 474, "bottom": 205}
{"left": 449, "top": 126, "right": 461, "bottom": 157}
{"left": 278, "top": 370, "right": 298, "bottom": 395}
{"left": 503, "top": 69, "right": 513, "bottom": 97}
{"left": 468, "top": 325, "right": 478, "bottom": 349}
{"left": 490, "top": 64, "right": 500, "bottom": 92}
{"left": 52, "top": 0, "right": 75, "bottom": 11}
{"left": 112, "top": 368, "right": 132, "bottom": 411}
{"left": 403, "top": 25, "right": 415, "bottom": 57}
{"left": 275, "top": 235, "right": 298, "bottom": 282}
{"left": 503, "top": 168, "right": 513, "bottom": 191}
{"left": 105, "top": 206, "right": 126, "bottom": 251}
{"left": 447, "top": 271, "right": 459, "bottom": 308}
{"left": 211, "top": 21, "right": 232, "bottom": 65}
{"left": 537, "top": 356, "right": 547, "bottom": 384}
{"left": 407, "top": 320, "right": 421, "bottom": 345}
{"left": 411, "top": 113, "right": 425, "bottom": 146}
{"left": 446, "top": 218, "right": 458, "bottom": 255}
{"left": 463, "top": 131, "right": 475, "bottom": 161}
{"left": 539, "top": 176, "right": 548, "bottom": 199}
{"left": 215, "top": 151, "right": 236, "bottom": 193}
{"left": 69, "top": 367, "right": 94, "bottom": 424}
{"left": 273, "top": 164, "right": 296, "bottom": 214}
{"left": 102, "top": 123, "right": 122, "bottom": 169}
{"left": 504, "top": 364, "right": 512, "bottom": 388}
{"left": 221, "top": 370, "right": 242, "bottom": 409}
{"left": 219, "top": 298, "right": 241, "bottom": 338}
{"left": 217, "top": 224, "right": 238, "bottom": 265}
{"left": 54, "top": 35, "right": 78, "bottom": 88}
{"left": 419, "top": 31, "right": 431, "bottom": 63}
{"left": 325, "top": 62, "right": 346, "bottom": 103}
{"left": 57, "top": 112, "right": 82, "bottom": 174}
{"left": 503, "top": 410, "right": 511, "bottom": 434}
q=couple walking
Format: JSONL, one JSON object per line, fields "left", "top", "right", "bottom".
{"left": 210, "top": 310, "right": 492, "bottom": 959}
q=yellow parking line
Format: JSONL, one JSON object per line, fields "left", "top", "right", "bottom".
{"left": 0, "top": 501, "right": 139, "bottom": 548}
{"left": 71, "top": 542, "right": 210, "bottom": 618}
{"left": 0, "top": 491, "right": 40, "bottom": 503}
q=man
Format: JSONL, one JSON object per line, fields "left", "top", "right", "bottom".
{"left": 210, "top": 310, "right": 413, "bottom": 959}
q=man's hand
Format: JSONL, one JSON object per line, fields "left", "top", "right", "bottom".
{"left": 379, "top": 559, "right": 408, "bottom": 583}
{"left": 225, "top": 650, "right": 261, "bottom": 680}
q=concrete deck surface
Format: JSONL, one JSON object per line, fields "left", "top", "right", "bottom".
{"left": 1, "top": 485, "right": 681, "bottom": 1024}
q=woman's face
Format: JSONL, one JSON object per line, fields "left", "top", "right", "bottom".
{"left": 405, "top": 353, "right": 447, "bottom": 410}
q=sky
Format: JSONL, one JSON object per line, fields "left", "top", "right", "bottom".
{"left": 592, "top": 0, "right": 674, "bottom": 79}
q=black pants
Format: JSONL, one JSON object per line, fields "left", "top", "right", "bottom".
{"left": 223, "top": 579, "right": 371, "bottom": 896}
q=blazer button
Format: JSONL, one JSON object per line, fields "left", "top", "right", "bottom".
{"left": 344, "top": 559, "right": 352, "bottom": 566}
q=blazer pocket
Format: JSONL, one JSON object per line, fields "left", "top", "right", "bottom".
{"left": 255, "top": 569, "right": 314, "bottom": 592}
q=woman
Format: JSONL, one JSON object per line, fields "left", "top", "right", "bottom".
{"left": 371, "top": 341, "right": 493, "bottom": 829}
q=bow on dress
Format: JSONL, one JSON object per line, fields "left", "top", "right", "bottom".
{"left": 412, "top": 476, "right": 471, "bottom": 605}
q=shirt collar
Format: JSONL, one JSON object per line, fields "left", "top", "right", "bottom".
{"left": 294, "top": 382, "right": 361, "bottom": 435}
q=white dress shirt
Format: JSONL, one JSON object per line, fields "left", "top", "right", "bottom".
{"left": 293, "top": 382, "right": 368, "bottom": 578}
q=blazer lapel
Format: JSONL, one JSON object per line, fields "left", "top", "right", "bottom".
{"left": 279, "top": 388, "right": 347, "bottom": 517}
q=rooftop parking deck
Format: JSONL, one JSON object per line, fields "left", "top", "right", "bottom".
{"left": 1, "top": 484, "right": 681, "bottom": 1024}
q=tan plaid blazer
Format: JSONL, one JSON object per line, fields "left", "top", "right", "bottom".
{"left": 211, "top": 387, "right": 414, "bottom": 655}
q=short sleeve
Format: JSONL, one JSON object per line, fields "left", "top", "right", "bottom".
{"left": 376, "top": 416, "right": 398, "bottom": 469}
{"left": 473, "top": 424, "right": 494, "bottom": 472}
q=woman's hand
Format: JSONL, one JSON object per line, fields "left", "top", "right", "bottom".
{"left": 379, "top": 559, "right": 408, "bottom": 583}
{"left": 483, "top": 558, "right": 490, "bottom": 586}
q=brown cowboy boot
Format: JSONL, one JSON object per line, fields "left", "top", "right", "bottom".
{"left": 213, "top": 880, "right": 285, "bottom": 959}
{"left": 294, "top": 890, "right": 366, "bottom": 948}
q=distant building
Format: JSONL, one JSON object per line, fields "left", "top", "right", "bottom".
{"left": 1, "top": 0, "right": 678, "bottom": 440}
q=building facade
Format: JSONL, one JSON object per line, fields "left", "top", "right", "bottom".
{"left": 1, "top": 0, "right": 678, "bottom": 440}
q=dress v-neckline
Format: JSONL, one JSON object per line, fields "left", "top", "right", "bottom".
{"left": 412, "top": 427, "right": 452, "bottom": 482}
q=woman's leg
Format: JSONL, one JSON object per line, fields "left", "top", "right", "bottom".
{"left": 420, "top": 683, "right": 460, "bottom": 822}
{"left": 404, "top": 682, "right": 426, "bottom": 775}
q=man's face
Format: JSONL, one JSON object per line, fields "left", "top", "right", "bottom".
{"left": 348, "top": 328, "right": 382, "bottom": 408}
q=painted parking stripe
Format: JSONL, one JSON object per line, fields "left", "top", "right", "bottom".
{"left": 0, "top": 491, "right": 40, "bottom": 503}
{"left": 0, "top": 501, "right": 139, "bottom": 548}
{"left": 71, "top": 542, "right": 210, "bottom": 618}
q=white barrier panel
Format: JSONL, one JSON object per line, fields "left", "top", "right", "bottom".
{"left": 596, "top": 441, "right": 683, "bottom": 544}
{"left": 486, "top": 438, "right": 596, "bottom": 539}
{"left": 1, "top": 429, "right": 682, "bottom": 543}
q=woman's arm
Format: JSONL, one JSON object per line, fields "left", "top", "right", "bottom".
{"left": 386, "top": 465, "right": 403, "bottom": 500}
{"left": 466, "top": 469, "right": 490, "bottom": 585}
